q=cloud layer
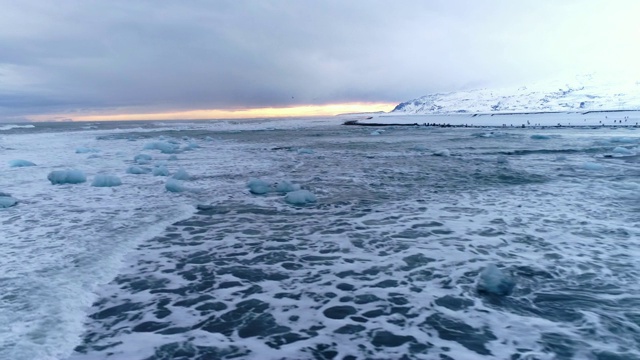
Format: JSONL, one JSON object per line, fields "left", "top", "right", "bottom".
{"left": 1, "top": 0, "right": 638, "bottom": 119}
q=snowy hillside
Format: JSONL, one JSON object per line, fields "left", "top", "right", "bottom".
{"left": 393, "top": 75, "right": 640, "bottom": 114}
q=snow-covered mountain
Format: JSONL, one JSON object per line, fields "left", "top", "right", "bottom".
{"left": 393, "top": 75, "right": 640, "bottom": 114}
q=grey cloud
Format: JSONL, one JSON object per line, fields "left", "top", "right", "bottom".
{"left": 0, "top": 0, "right": 638, "bottom": 118}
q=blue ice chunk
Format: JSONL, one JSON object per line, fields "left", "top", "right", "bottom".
{"left": 613, "top": 147, "right": 634, "bottom": 155}
{"left": 247, "top": 179, "right": 271, "bottom": 194}
{"left": 205, "top": 136, "right": 214, "bottom": 142}
{"left": 530, "top": 134, "right": 551, "bottom": 140}
{"left": 183, "top": 142, "right": 200, "bottom": 151}
{"left": 582, "top": 162, "right": 604, "bottom": 171}
{"left": 284, "top": 190, "right": 317, "bottom": 205}
{"left": 0, "top": 196, "right": 17, "bottom": 208}
{"left": 75, "top": 147, "right": 100, "bottom": 154}
{"left": 144, "top": 141, "right": 180, "bottom": 154}
{"left": 371, "top": 130, "right": 382, "bottom": 136}
{"left": 276, "top": 180, "right": 300, "bottom": 193}
{"left": 9, "top": 159, "right": 36, "bottom": 167}
{"left": 297, "top": 148, "right": 315, "bottom": 155}
{"left": 134, "top": 154, "right": 153, "bottom": 164}
{"left": 172, "top": 168, "right": 191, "bottom": 180}
{"left": 127, "top": 166, "right": 151, "bottom": 174}
{"left": 48, "top": 169, "right": 87, "bottom": 184}
{"left": 153, "top": 165, "right": 170, "bottom": 176}
{"left": 477, "top": 264, "right": 515, "bottom": 296}
{"left": 92, "top": 174, "right": 122, "bottom": 187}
{"left": 609, "top": 137, "right": 636, "bottom": 144}
{"left": 165, "top": 178, "right": 187, "bottom": 193}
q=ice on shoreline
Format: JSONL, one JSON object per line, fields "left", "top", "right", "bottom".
{"left": 91, "top": 175, "right": 122, "bottom": 187}
{"left": 9, "top": 159, "right": 36, "bottom": 167}
{"left": 47, "top": 169, "right": 87, "bottom": 185}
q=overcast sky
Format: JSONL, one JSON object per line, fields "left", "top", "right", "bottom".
{"left": 1, "top": 0, "right": 639, "bottom": 120}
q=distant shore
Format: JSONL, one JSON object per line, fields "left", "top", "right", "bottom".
{"left": 342, "top": 110, "right": 640, "bottom": 129}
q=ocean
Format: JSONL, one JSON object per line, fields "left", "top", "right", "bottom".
{"left": 1, "top": 116, "right": 639, "bottom": 359}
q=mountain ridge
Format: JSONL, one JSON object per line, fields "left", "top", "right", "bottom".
{"left": 393, "top": 75, "right": 640, "bottom": 115}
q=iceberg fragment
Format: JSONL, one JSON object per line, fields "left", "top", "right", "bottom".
{"left": 127, "top": 166, "right": 151, "bottom": 174}
{"left": 530, "top": 134, "right": 551, "bottom": 140}
{"left": 172, "top": 168, "right": 191, "bottom": 180}
{"left": 581, "top": 162, "right": 604, "bottom": 171}
{"left": 276, "top": 180, "right": 300, "bottom": 193}
{"left": 152, "top": 165, "right": 170, "bottom": 176}
{"left": 284, "top": 190, "right": 317, "bottom": 205}
{"left": 0, "top": 196, "right": 17, "bottom": 208}
{"left": 48, "top": 169, "right": 87, "bottom": 185}
{"left": 183, "top": 142, "right": 200, "bottom": 151}
{"left": 477, "top": 264, "right": 515, "bottom": 296}
{"left": 297, "top": 148, "right": 315, "bottom": 155}
{"left": 144, "top": 141, "right": 180, "bottom": 154}
{"left": 92, "top": 174, "right": 122, "bottom": 187}
{"left": 247, "top": 179, "right": 271, "bottom": 194}
{"left": 165, "top": 178, "right": 187, "bottom": 193}
{"left": 134, "top": 154, "right": 153, "bottom": 164}
{"left": 9, "top": 159, "right": 36, "bottom": 167}
{"left": 612, "top": 147, "right": 634, "bottom": 155}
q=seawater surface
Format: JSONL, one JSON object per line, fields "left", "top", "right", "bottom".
{"left": 1, "top": 118, "right": 639, "bottom": 359}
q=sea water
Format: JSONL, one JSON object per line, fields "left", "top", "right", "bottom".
{"left": 1, "top": 117, "right": 639, "bottom": 359}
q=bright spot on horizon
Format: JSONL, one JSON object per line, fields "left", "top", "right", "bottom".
{"left": 30, "top": 102, "right": 396, "bottom": 122}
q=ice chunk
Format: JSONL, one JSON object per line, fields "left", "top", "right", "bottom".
{"left": 371, "top": 130, "right": 382, "bottom": 136}
{"left": 612, "top": 147, "right": 634, "bottom": 155}
{"left": 581, "top": 162, "right": 604, "bottom": 171}
{"left": 433, "top": 149, "right": 451, "bottom": 157}
{"left": 172, "top": 168, "right": 191, "bottom": 180}
{"left": 284, "top": 190, "right": 317, "bottom": 205}
{"left": 75, "top": 147, "right": 100, "bottom": 154}
{"left": 165, "top": 178, "right": 187, "bottom": 193}
{"left": 609, "top": 137, "right": 636, "bottom": 144}
{"left": 152, "top": 165, "right": 170, "bottom": 176}
{"left": 183, "top": 142, "right": 200, "bottom": 151}
{"left": 127, "top": 166, "right": 151, "bottom": 174}
{"left": 48, "top": 169, "right": 87, "bottom": 184}
{"left": 0, "top": 196, "right": 17, "bottom": 208}
{"left": 297, "top": 148, "right": 315, "bottom": 155}
{"left": 530, "top": 134, "right": 550, "bottom": 140}
{"left": 134, "top": 154, "right": 153, "bottom": 164}
{"left": 477, "top": 264, "right": 515, "bottom": 296}
{"left": 9, "top": 159, "right": 36, "bottom": 167}
{"left": 247, "top": 179, "right": 271, "bottom": 194}
{"left": 91, "top": 174, "right": 122, "bottom": 187}
{"left": 0, "top": 191, "right": 11, "bottom": 197}
{"left": 205, "top": 136, "right": 214, "bottom": 142}
{"left": 144, "top": 141, "right": 180, "bottom": 154}
{"left": 276, "top": 180, "right": 300, "bottom": 193}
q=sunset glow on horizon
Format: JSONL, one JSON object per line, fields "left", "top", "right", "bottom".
{"left": 32, "top": 103, "right": 396, "bottom": 122}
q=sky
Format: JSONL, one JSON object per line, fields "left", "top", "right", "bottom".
{"left": 1, "top": 0, "right": 639, "bottom": 122}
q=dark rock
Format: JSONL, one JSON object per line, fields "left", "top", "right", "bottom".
{"left": 323, "top": 305, "right": 357, "bottom": 319}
